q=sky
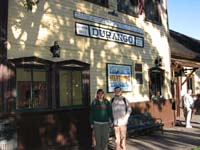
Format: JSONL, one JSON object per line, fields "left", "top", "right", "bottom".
{"left": 168, "top": 0, "right": 200, "bottom": 40}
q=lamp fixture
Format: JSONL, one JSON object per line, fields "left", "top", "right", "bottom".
{"left": 154, "top": 56, "right": 162, "bottom": 67}
{"left": 50, "top": 41, "right": 60, "bottom": 58}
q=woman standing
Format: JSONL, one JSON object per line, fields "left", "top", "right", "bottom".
{"left": 90, "top": 89, "right": 113, "bottom": 150}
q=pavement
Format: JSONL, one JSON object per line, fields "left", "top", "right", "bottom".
{"left": 109, "top": 114, "right": 200, "bottom": 150}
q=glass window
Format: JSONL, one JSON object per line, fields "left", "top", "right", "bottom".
{"left": 144, "top": 0, "right": 161, "bottom": 24}
{"left": 57, "top": 60, "right": 90, "bottom": 108}
{"left": 16, "top": 68, "right": 48, "bottom": 109}
{"left": 135, "top": 63, "right": 143, "bottom": 84}
{"left": 59, "top": 69, "right": 85, "bottom": 107}
{"left": 85, "top": 0, "right": 108, "bottom": 7}
{"left": 136, "top": 73, "right": 143, "bottom": 84}
{"left": 149, "top": 67, "right": 164, "bottom": 99}
{"left": 118, "top": 0, "right": 139, "bottom": 16}
{"left": 11, "top": 57, "right": 90, "bottom": 111}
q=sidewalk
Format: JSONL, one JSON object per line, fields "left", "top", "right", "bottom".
{"left": 110, "top": 114, "right": 200, "bottom": 150}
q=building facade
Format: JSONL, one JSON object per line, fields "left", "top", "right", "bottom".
{"left": 0, "top": 0, "right": 174, "bottom": 149}
{"left": 170, "top": 30, "right": 200, "bottom": 118}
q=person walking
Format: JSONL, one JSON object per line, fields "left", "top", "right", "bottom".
{"left": 183, "top": 89, "right": 194, "bottom": 128}
{"left": 90, "top": 89, "right": 113, "bottom": 150}
{"left": 111, "top": 86, "right": 132, "bottom": 150}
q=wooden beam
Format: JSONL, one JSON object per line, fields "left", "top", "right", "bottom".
{"left": 181, "top": 68, "right": 198, "bottom": 86}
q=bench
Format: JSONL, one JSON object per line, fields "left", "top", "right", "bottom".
{"left": 126, "top": 113, "right": 164, "bottom": 137}
{"left": 109, "top": 113, "right": 164, "bottom": 138}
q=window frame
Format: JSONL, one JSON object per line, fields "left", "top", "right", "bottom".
{"left": 10, "top": 57, "right": 52, "bottom": 111}
{"left": 57, "top": 68, "right": 85, "bottom": 107}
{"left": 144, "top": 0, "right": 162, "bottom": 25}
{"left": 16, "top": 66, "right": 49, "bottom": 110}
{"left": 9, "top": 57, "right": 90, "bottom": 112}
{"left": 56, "top": 60, "right": 90, "bottom": 109}
{"left": 84, "top": 0, "right": 109, "bottom": 7}
{"left": 117, "top": 0, "right": 139, "bottom": 17}
{"left": 149, "top": 67, "right": 164, "bottom": 100}
{"left": 135, "top": 63, "right": 143, "bottom": 84}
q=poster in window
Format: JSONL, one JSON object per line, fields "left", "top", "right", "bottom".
{"left": 107, "top": 63, "right": 132, "bottom": 92}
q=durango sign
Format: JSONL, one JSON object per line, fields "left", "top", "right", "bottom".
{"left": 75, "top": 23, "right": 144, "bottom": 47}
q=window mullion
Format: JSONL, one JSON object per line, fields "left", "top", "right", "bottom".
{"left": 30, "top": 69, "right": 34, "bottom": 108}
{"left": 71, "top": 71, "right": 74, "bottom": 105}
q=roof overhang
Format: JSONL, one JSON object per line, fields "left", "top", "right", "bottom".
{"left": 172, "top": 59, "right": 200, "bottom": 68}
{"left": 170, "top": 30, "right": 200, "bottom": 61}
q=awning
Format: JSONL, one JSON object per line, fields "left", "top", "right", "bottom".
{"left": 172, "top": 59, "right": 200, "bottom": 68}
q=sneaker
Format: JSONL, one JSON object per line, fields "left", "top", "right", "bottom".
{"left": 186, "top": 125, "right": 192, "bottom": 128}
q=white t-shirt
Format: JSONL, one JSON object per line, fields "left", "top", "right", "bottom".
{"left": 183, "top": 93, "right": 194, "bottom": 110}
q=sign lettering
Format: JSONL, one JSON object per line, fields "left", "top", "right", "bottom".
{"left": 75, "top": 23, "right": 144, "bottom": 47}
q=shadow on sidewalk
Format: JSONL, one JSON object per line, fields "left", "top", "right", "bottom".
{"left": 125, "top": 129, "right": 200, "bottom": 150}
{"left": 109, "top": 115, "right": 200, "bottom": 150}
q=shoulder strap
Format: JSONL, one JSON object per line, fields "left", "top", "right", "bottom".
{"left": 111, "top": 98, "right": 114, "bottom": 103}
{"left": 123, "top": 97, "right": 128, "bottom": 113}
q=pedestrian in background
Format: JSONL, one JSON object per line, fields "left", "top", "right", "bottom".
{"left": 183, "top": 89, "right": 194, "bottom": 128}
{"left": 111, "top": 86, "right": 132, "bottom": 150}
{"left": 90, "top": 89, "right": 113, "bottom": 150}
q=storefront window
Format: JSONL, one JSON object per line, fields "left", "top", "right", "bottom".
{"left": 118, "top": 0, "right": 138, "bottom": 16}
{"left": 11, "top": 57, "right": 90, "bottom": 111}
{"left": 56, "top": 60, "right": 90, "bottom": 108}
{"left": 149, "top": 67, "right": 164, "bottom": 100}
{"left": 59, "top": 70, "right": 83, "bottom": 106}
{"left": 16, "top": 68, "right": 48, "bottom": 109}
{"left": 144, "top": 0, "right": 161, "bottom": 25}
